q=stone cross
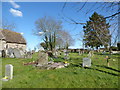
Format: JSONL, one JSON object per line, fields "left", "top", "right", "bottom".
{"left": 82, "top": 58, "right": 91, "bottom": 67}
{"left": 5, "top": 64, "right": 13, "bottom": 79}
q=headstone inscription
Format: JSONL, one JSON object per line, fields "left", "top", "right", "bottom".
{"left": 82, "top": 58, "right": 91, "bottom": 67}
{"left": 5, "top": 64, "right": 13, "bottom": 80}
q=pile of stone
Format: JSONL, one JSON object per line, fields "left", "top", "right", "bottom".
{"left": 36, "top": 61, "right": 69, "bottom": 70}
{"left": 23, "top": 51, "right": 70, "bottom": 70}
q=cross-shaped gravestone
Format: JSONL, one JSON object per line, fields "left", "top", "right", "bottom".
{"left": 5, "top": 64, "right": 13, "bottom": 79}
{"left": 82, "top": 58, "right": 91, "bottom": 67}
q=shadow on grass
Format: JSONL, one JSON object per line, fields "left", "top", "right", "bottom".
{"left": 95, "top": 65, "right": 120, "bottom": 72}
{"left": 97, "top": 53, "right": 111, "bottom": 55}
{"left": 86, "top": 67, "right": 119, "bottom": 77}
{"left": 69, "top": 63, "right": 119, "bottom": 76}
{"left": 69, "top": 63, "right": 82, "bottom": 67}
{"left": 97, "top": 53, "right": 120, "bottom": 56}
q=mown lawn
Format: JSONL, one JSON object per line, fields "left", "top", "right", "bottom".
{"left": 1, "top": 52, "right": 119, "bottom": 88}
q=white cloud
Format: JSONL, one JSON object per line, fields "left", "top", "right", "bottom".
{"left": 9, "top": 0, "right": 20, "bottom": 8}
{"left": 9, "top": 8, "right": 23, "bottom": 17}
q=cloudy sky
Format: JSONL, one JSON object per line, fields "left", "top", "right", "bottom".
{"left": 2, "top": 1, "right": 118, "bottom": 50}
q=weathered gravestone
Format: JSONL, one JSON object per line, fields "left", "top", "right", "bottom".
{"left": 7, "top": 48, "right": 25, "bottom": 58}
{"left": 82, "top": 58, "right": 91, "bottom": 67}
{"left": 88, "top": 51, "right": 92, "bottom": 57}
{"left": 88, "top": 51, "right": 94, "bottom": 58}
{"left": 26, "top": 51, "right": 32, "bottom": 58}
{"left": 64, "top": 50, "right": 69, "bottom": 60}
{"left": 19, "top": 50, "right": 25, "bottom": 58}
{"left": 13, "top": 48, "right": 22, "bottom": 58}
{"left": 37, "top": 51, "right": 48, "bottom": 66}
{"left": 7, "top": 48, "right": 14, "bottom": 58}
{"left": 3, "top": 64, "right": 13, "bottom": 80}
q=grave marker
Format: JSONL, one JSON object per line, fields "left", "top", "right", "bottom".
{"left": 5, "top": 64, "right": 13, "bottom": 80}
{"left": 37, "top": 51, "right": 48, "bottom": 66}
{"left": 13, "top": 48, "right": 22, "bottom": 58}
{"left": 7, "top": 48, "right": 14, "bottom": 58}
{"left": 82, "top": 58, "right": 91, "bottom": 67}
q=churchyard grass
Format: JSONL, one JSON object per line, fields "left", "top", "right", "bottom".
{"left": 2, "top": 52, "right": 119, "bottom": 88}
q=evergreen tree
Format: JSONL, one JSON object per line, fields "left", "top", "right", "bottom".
{"left": 83, "top": 12, "right": 111, "bottom": 49}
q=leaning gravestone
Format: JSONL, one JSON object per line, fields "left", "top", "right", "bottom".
{"left": 7, "top": 48, "right": 14, "bottom": 58}
{"left": 13, "top": 48, "right": 22, "bottom": 58}
{"left": 19, "top": 50, "right": 25, "bottom": 58}
{"left": 37, "top": 51, "right": 48, "bottom": 66}
{"left": 5, "top": 64, "right": 13, "bottom": 80}
{"left": 82, "top": 58, "right": 91, "bottom": 67}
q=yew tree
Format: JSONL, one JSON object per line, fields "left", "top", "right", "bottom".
{"left": 83, "top": 12, "right": 111, "bottom": 49}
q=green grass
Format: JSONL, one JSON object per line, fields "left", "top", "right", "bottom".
{"left": 1, "top": 52, "right": 119, "bottom": 88}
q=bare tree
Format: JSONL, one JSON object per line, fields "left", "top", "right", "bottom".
{"left": 34, "top": 16, "right": 62, "bottom": 51}
{"left": 57, "top": 30, "right": 74, "bottom": 50}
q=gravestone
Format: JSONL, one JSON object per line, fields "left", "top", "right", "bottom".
{"left": 88, "top": 51, "right": 92, "bottom": 57}
{"left": 78, "top": 49, "right": 81, "bottom": 55}
{"left": 5, "top": 64, "right": 13, "bottom": 80}
{"left": 64, "top": 49, "right": 67, "bottom": 56}
{"left": 26, "top": 52, "right": 32, "bottom": 58}
{"left": 52, "top": 50, "right": 58, "bottom": 58}
{"left": 102, "top": 51, "right": 106, "bottom": 54}
{"left": 19, "top": 50, "right": 25, "bottom": 58}
{"left": 13, "top": 48, "right": 22, "bottom": 58}
{"left": 88, "top": 51, "right": 94, "bottom": 58}
{"left": 64, "top": 50, "right": 69, "bottom": 60}
{"left": 37, "top": 51, "right": 48, "bottom": 66}
{"left": 82, "top": 58, "right": 91, "bottom": 67}
{"left": 7, "top": 48, "right": 14, "bottom": 58}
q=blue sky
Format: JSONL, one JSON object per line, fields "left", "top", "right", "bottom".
{"left": 2, "top": 2, "right": 118, "bottom": 50}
